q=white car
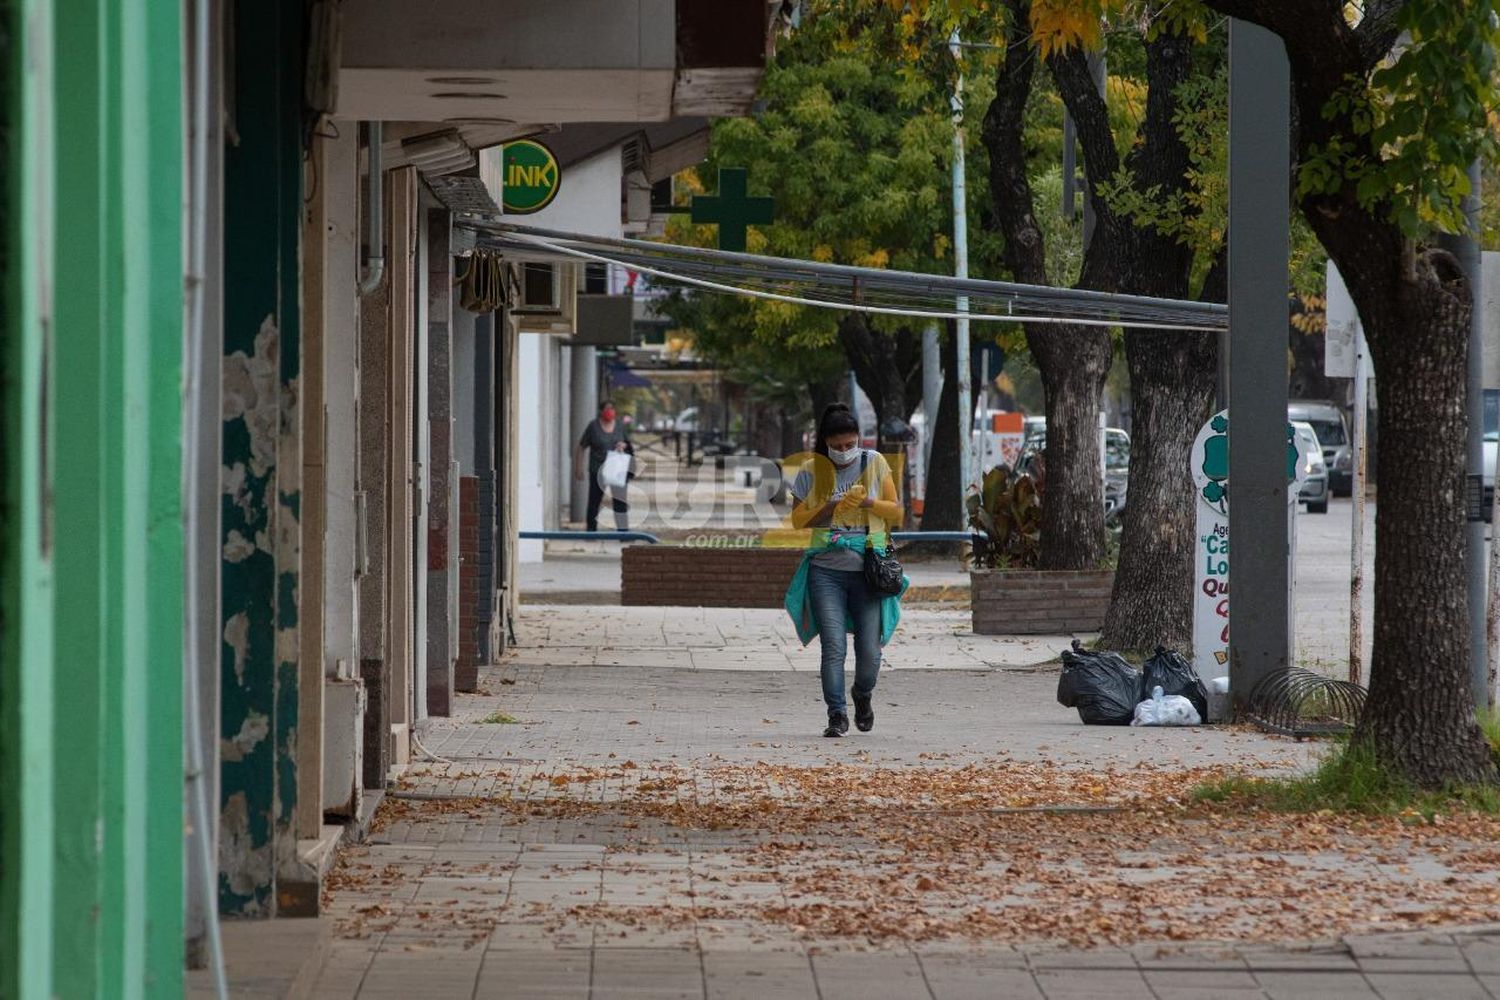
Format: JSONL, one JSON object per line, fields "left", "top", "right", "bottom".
{"left": 1291, "top": 420, "right": 1329, "bottom": 514}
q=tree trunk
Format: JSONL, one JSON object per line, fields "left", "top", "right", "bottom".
{"left": 751, "top": 399, "right": 782, "bottom": 459}
{"left": 1100, "top": 328, "right": 1216, "bottom": 650}
{"left": 806, "top": 374, "right": 842, "bottom": 428}
{"left": 837, "top": 313, "right": 922, "bottom": 434}
{"left": 922, "top": 324, "right": 965, "bottom": 532}
{"left": 779, "top": 409, "right": 802, "bottom": 459}
{"left": 1030, "top": 327, "right": 1111, "bottom": 570}
{"left": 983, "top": 0, "right": 1111, "bottom": 569}
{"left": 1205, "top": 0, "right": 1497, "bottom": 791}
{"left": 1353, "top": 250, "right": 1494, "bottom": 785}
{"left": 1050, "top": 20, "right": 1212, "bottom": 634}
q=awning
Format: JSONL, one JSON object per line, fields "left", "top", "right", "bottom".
{"left": 460, "top": 219, "right": 1228, "bottom": 333}
{"left": 605, "top": 362, "right": 654, "bottom": 389}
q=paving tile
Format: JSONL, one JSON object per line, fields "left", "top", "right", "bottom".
{"left": 1032, "top": 968, "right": 1155, "bottom": 1000}
{"left": 1345, "top": 935, "right": 1462, "bottom": 960}
{"left": 592, "top": 920, "right": 700, "bottom": 950}
{"left": 304, "top": 947, "right": 376, "bottom": 1000}
{"left": 1026, "top": 947, "right": 1138, "bottom": 970}
{"left": 355, "top": 950, "right": 482, "bottom": 999}
{"left": 704, "top": 951, "right": 819, "bottom": 1000}
{"left": 1241, "top": 950, "right": 1362, "bottom": 972}
{"left": 917, "top": 954, "right": 1045, "bottom": 1000}
{"left": 1459, "top": 939, "right": 1500, "bottom": 974}
{"left": 696, "top": 920, "right": 806, "bottom": 954}
{"left": 811, "top": 952, "right": 933, "bottom": 1000}
{"left": 1251, "top": 971, "right": 1380, "bottom": 1000}
{"left": 1358, "top": 955, "right": 1474, "bottom": 975}
{"left": 1361, "top": 973, "right": 1491, "bottom": 999}
{"left": 1143, "top": 969, "right": 1264, "bottom": 990}
{"left": 486, "top": 921, "right": 594, "bottom": 951}
{"left": 474, "top": 948, "right": 591, "bottom": 999}
{"left": 591, "top": 947, "right": 705, "bottom": 998}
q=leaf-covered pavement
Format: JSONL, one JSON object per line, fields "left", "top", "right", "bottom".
{"left": 325, "top": 756, "right": 1500, "bottom": 953}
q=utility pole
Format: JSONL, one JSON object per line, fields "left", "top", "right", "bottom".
{"left": 922, "top": 321, "right": 941, "bottom": 475}
{"left": 1227, "top": 20, "right": 1292, "bottom": 708}
{"left": 950, "top": 27, "right": 972, "bottom": 505}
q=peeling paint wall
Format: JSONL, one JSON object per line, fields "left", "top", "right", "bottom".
{"left": 218, "top": 0, "right": 304, "bottom": 917}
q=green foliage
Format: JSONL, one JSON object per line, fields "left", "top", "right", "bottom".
{"left": 1298, "top": 1, "right": 1500, "bottom": 237}
{"left": 1193, "top": 739, "right": 1500, "bottom": 817}
{"left": 1098, "top": 71, "right": 1227, "bottom": 285}
{"left": 1479, "top": 709, "right": 1500, "bottom": 763}
{"left": 966, "top": 465, "right": 1042, "bottom": 567}
{"left": 479, "top": 711, "right": 519, "bottom": 725}
{"left": 656, "top": 8, "right": 1003, "bottom": 403}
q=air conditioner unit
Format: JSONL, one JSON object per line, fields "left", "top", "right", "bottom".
{"left": 513, "top": 261, "right": 560, "bottom": 312}
{"left": 514, "top": 262, "right": 578, "bottom": 335}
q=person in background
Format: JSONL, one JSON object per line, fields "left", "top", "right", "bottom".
{"left": 575, "top": 399, "right": 631, "bottom": 533}
{"left": 783, "top": 403, "right": 906, "bottom": 737}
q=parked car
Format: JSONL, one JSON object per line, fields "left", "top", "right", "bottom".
{"left": 1484, "top": 425, "right": 1497, "bottom": 517}
{"left": 1023, "top": 415, "right": 1046, "bottom": 444}
{"left": 1291, "top": 420, "right": 1329, "bottom": 514}
{"left": 1015, "top": 427, "right": 1129, "bottom": 491}
{"left": 1288, "top": 399, "right": 1351, "bottom": 496}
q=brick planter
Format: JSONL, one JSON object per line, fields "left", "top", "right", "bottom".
{"left": 970, "top": 569, "right": 1114, "bottom": 635}
{"left": 622, "top": 545, "right": 803, "bottom": 608}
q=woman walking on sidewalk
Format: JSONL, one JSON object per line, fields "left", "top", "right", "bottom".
{"left": 784, "top": 403, "right": 907, "bottom": 737}
{"left": 575, "top": 399, "right": 632, "bottom": 533}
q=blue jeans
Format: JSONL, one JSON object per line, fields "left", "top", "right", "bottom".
{"left": 807, "top": 563, "right": 882, "bottom": 715}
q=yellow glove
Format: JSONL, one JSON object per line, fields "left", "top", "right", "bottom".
{"left": 835, "top": 484, "right": 867, "bottom": 517}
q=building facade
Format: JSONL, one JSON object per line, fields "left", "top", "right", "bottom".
{"left": 0, "top": 1, "right": 773, "bottom": 995}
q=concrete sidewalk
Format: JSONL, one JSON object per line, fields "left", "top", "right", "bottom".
{"left": 307, "top": 605, "right": 1500, "bottom": 1000}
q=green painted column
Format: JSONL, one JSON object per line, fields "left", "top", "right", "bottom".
{"left": 219, "top": 0, "right": 303, "bottom": 916}
{"left": 4, "top": 0, "right": 184, "bottom": 997}
{"left": 1, "top": 1, "right": 58, "bottom": 997}
{"left": 52, "top": 0, "right": 186, "bottom": 995}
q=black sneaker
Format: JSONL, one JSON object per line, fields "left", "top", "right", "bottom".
{"left": 823, "top": 712, "right": 850, "bottom": 738}
{"left": 853, "top": 691, "right": 874, "bottom": 732}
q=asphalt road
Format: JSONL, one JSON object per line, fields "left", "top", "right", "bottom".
{"left": 1292, "top": 496, "right": 1375, "bottom": 677}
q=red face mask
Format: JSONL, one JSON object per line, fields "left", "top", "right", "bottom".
{"left": 601, "top": 407, "right": 616, "bottom": 422}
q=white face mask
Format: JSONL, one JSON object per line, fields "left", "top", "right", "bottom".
{"left": 828, "top": 444, "right": 860, "bottom": 466}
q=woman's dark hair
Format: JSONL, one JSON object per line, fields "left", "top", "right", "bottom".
{"left": 814, "top": 402, "right": 860, "bottom": 458}
{"left": 598, "top": 399, "right": 615, "bottom": 414}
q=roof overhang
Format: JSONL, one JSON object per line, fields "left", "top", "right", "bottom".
{"left": 336, "top": 0, "right": 776, "bottom": 123}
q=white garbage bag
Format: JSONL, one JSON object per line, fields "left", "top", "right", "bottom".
{"left": 599, "top": 450, "right": 632, "bottom": 490}
{"left": 1131, "top": 685, "right": 1202, "bottom": 727}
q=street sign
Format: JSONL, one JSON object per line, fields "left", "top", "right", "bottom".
{"left": 1190, "top": 410, "right": 1305, "bottom": 687}
{"left": 1324, "top": 262, "right": 1359, "bottom": 379}
{"left": 690, "top": 167, "right": 773, "bottom": 252}
{"left": 501, "top": 140, "right": 561, "bottom": 214}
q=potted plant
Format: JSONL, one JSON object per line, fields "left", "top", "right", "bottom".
{"left": 966, "top": 466, "right": 1114, "bottom": 635}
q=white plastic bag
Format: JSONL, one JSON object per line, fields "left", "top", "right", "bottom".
{"left": 599, "top": 450, "right": 631, "bottom": 490}
{"left": 1131, "top": 685, "right": 1202, "bottom": 727}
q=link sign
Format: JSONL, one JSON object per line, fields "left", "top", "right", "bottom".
{"left": 501, "top": 140, "right": 561, "bottom": 214}
{"left": 1189, "top": 410, "right": 1305, "bottom": 688}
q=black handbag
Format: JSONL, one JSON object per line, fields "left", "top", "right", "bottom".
{"left": 864, "top": 541, "right": 904, "bottom": 595}
{"left": 856, "top": 452, "right": 904, "bottom": 595}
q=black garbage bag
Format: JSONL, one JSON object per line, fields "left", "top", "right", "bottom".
{"left": 1057, "top": 640, "right": 1142, "bottom": 726}
{"left": 1141, "top": 646, "right": 1209, "bottom": 724}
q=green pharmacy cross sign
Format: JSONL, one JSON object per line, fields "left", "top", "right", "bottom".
{"left": 691, "top": 167, "right": 773, "bottom": 252}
